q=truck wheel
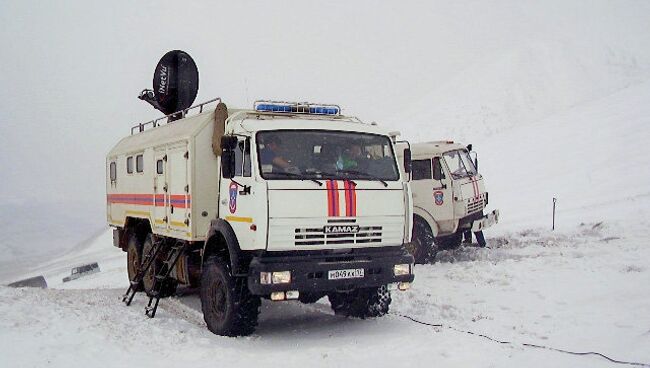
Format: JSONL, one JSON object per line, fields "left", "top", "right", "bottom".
{"left": 328, "top": 285, "right": 391, "bottom": 318}
{"left": 299, "top": 292, "right": 325, "bottom": 304}
{"left": 434, "top": 232, "right": 462, "bottom": 249}
{"left": 141, "top": 234, "right": 178, "bottom": 297}
{"left": 126, "top": 235, "right": 143, "bottom": 291}
{"left": 409, "top": 219, "right": 437, "bottom": 264}
{"left": 200, "top": 256, "right": 261, "bottom": 336}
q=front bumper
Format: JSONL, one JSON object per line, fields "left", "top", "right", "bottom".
{"left": 471, "top": 209, "right": 500, "bottom": 232}
{"left": 247, "top": 246, "right": 415, "bottom": 295}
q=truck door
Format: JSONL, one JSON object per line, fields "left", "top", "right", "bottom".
{"left": 431, "top": 156, "right": 454, "bottom": 222}
{"left": 167, "top": 143, "right": 190, "bottom": 235}
{"left": 219, "top": 137, "right": 263, "bottom": 249}
{"left": 411, "top": 157, "right": 454, "bottom": 224}
{"left": 153, "top": 147, "right": 167, "bottom": 232}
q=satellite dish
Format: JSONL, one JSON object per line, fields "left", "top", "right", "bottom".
{"left": 138, "top": 50, "right": 199, "bottom": 117}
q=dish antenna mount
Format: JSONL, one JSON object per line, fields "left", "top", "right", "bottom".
{"left": 138, "top": 50, "right": 199, "bottom": 120}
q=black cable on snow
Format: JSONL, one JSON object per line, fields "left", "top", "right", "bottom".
{"left": 390, "top": 313, "right": 650, "bottom": 367}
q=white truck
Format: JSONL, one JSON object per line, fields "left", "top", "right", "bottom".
{"left": 107, "top": 99, "right": 415, "bottom": 336}
{"left": 397, "top": 141, "right": 499, "bottom": 263}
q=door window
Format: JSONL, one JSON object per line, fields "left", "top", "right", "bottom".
{"left": 412, "top": 159, "right": 432, "bottom": 180}
{"left": 234, "top": 138, "right": 252, "bottom": 177}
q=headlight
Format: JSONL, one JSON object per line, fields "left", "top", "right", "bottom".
{"left": 260, "top": 272, "right": 272, "bottom": 285}
{"left": 393, "top": 264, "right": 411, "bottom": 276}
{"left": 261, "top": 271, "right": 292, "bottom": 284}
{"left": 271, "top": 271, "right": 291, "bottom": 284}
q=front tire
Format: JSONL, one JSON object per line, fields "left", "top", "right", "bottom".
{"left": 200, "top": 256, "right": 261, "bottom": 336}
{"left": 328, "top": 286, "right": 391, "bottom": 318}
{"left": 434, "top": 232, "right": 463, "bottom": 250}
{"left": 408, "top": 218, "right": 438, "bottom": 264}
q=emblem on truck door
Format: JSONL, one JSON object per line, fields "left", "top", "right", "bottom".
{"left": 229, "top": 182, "right": 238, "bottom": 213}
{"left": 434, "top": 190, "right": 444, "bottom": 206}
{"left": 324, "top": 225, "right": 361, "bottom": 234}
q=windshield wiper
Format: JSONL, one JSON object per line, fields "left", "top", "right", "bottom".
{"left": 338, "top": 169, "right": 388, "bottom": 187}
{"left": 267, "top": 171, "right": 323, "bottom": 186}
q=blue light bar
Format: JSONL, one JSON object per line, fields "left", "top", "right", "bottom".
{"left": 254, "top": 101, "right": 340, "bottom": 115}
{"left": 255, "top": 103, "right": 293, "bottom": 113}
{"left": 309, "top": 106, "right": 340, "bottom": 115}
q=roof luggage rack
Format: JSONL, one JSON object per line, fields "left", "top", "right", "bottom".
{"left": 130, "top": 97, "right": 221, "bottom": 135}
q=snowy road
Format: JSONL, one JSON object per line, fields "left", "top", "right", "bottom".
{"left": 2, "top": 223, "right": 648, "bottom": 368}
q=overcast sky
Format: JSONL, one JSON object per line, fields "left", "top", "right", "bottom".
{"left": 1, "top": 0, "right": 649, "bottom": 229}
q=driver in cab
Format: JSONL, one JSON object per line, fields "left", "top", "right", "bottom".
{"left": 260, "top": 135, "right": 291, "bottom": 173}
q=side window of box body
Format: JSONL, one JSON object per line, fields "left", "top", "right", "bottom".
{"left": 136, "top": 154, "right": 144, "bottom": 173}
{"left": 109, "top": 162, "right": 117, "bottom": 181}
{"left": 156, "top": 159, "right": 164, "bottom": 175}
{"left": 126, "top": 156, "right": 134, "bottom": 174}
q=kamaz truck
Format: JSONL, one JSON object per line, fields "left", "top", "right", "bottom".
{"left": 107, "top": 99, "right": 415, "bottom": 336}
{"left": 397, "top": 141, "right": 499, "bottom": 263}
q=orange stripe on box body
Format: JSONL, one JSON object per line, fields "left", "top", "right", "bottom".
{"left": 107, "top": 193, "right": 191, "bottom": 209}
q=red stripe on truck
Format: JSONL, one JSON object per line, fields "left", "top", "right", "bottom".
{"left": 107, "top": 194, "right": 191, "bottom": 208}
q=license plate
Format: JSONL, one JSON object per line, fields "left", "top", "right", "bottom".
{"left": 328, "top": 268, "right": 364, "bottom": 280}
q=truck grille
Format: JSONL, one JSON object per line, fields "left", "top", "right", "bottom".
{"left": 466, "top": 196, "right": 485, "bottom": 214}
{"left": 294, "top": 226, "right": 383, "bottom": 246}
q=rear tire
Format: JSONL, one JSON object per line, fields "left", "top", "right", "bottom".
{"left": 200, "top": 256, "right": 261, "bottom": 336}
{"left": 126, "top": 235, "right": 143, "bottom": 291}
{"left": 328, "top": 285, "right": 391, "bottom": 318}
{"left": 141, "top": 234, "right": 177, "bottom": 297}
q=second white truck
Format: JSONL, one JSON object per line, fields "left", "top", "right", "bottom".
{"left": 398, "top": 141, "right": 499, "bottom": 263}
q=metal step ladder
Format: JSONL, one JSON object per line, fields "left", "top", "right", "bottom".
{"left": 144, "top": 242, "right": 187, "bottom": 318}
{"left": 121, "top": 238, "right": 163, "bottom": 306}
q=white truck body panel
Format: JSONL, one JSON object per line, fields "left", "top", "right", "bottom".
{"left": 107, "top": 110, "right": 219, "bottom": 241}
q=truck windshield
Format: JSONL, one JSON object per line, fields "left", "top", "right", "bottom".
{"left": 443, "top": 149, "right": 477, "bottom": 179}
{"left": 256, "top": 130, "right": 399, "bottom": 181}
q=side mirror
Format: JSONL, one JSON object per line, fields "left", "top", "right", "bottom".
{"left": 469, "top": 150, "right": 478, "bottom": 171}
{"left": 403, "top": 148, "right": 412, "bottom": 174}
{"left": 221, "top": 136, "right": 237, "bottom": 150}
{"left": 220, "top": 136, "right": 237, "bottom": 179}
{"left": 433, "top": 157, "right": 445, "bottom": 181}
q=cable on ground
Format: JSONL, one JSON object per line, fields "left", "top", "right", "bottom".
{"left": 390, "top": 313, "right": 650, "bottom": 367}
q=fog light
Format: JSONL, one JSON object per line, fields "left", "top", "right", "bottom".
{"left": 260, "top": 272, "right": 272, "bottom": 285}
{"left": 398, "top": 282, "right": 411, "bottom": 291}
{"left": 272, "top": 271, "right": 291, "bottom": 284}
{"left": 271, "top": 291, "right": 285, "bottom": 301}
{"left": 285, "top": 290, "right": 300, "bottom": 300}
{"left": 393, "top": 264, "right": 411, "bottom": 276}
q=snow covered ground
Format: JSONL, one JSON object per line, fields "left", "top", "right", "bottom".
{"left": 2, "top": 220, "right": 649, "bottom": 367}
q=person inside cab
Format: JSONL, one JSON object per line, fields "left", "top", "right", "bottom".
{"left": 337, "top": 143, "right": 367, "bottom": 171}
{"left": 260, "top": 135, "right": 291, "bottom": 173}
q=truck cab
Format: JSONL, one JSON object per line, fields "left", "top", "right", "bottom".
{"left": 397, "top": 141, "right": 499, "bottom": 263}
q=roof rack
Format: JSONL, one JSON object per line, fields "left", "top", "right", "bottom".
{"left": 130, "top": 97, "right": 221, "bottom": 135}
